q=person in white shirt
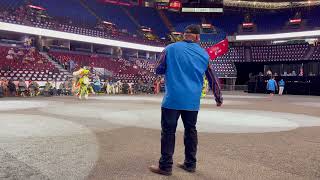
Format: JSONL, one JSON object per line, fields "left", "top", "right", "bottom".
{"left": 8, "top": 48, "right": 15, "bottom": 55}
{"left": 18, "top": 49, "right": 24, "bottom": 56}
{"left": 6, "top": 54, "right": 13, "bottom": 60}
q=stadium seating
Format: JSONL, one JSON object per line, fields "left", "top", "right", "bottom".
{"left": 84, "top": 1, "right": 137, "bottom": 33}
{"left": 127, "top": 6, "right": 169, "bottom": 38}
{"left": 251, "top": 44, "right": 309, "bottom": 62}
{"left": 211, "top": 60, "right": 237, "bottom": 78}
{"left": 32, "top": 0, "right": 97, "bottom": 26}
{"left": 310, "top": 44, "right": 320, "bottom": 61}
{"left": 165, "top": 11, "right": 201, "bottom": 32}
{"left": 1, "top": 0, "right": 320, "bottom": 37}
{"left": 49, "top": 51, "right": 156, "bottom": 83}
{"left": 130, "top": 57, "right": 156, "bottom": 74}
{"left": 0, "top": 0, "right": 24, "bottom": 11}
{"left": 0, "top": 2, "right": 164, "bottom": 46}
{"left": 0, "top": 45, "right": 64, "bottom": 81}
{"left": 215, "top": 47, "right": 246, "bottom": 62}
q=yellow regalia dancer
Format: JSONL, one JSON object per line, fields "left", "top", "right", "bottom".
{"left": 201, "top": 76, "right": 209, "bottom": 98}
{"left": 72, "top": 67, "right": 94, "bottom": 100}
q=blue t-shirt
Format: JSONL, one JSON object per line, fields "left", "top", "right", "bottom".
{"left": 162, "top": 41, "right": 210, "bottom": 111}
{"left": 279, "top": 80, "right": 285, "bottom": 87}
{"left": 267, "top": 79, "right": 277, "bottom": 91}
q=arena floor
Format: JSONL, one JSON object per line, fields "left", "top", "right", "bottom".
{"left": 1, "top": 93, "right": 320, "bottom": 180}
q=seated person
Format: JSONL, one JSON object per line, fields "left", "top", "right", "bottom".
{"left": 6, "top": 54, "right": 13, "bottom": 60}
{"left": 128, "top": 82, "right": 134, "bottom": 95}
{"left": 58, "top": 82, "right": 65, "bottom": 96}
{"left": 8, "top": 80, "right": 16, "bottom": 96}
{"left": 52, "top": 87, "right": 57, "bottom": 96}
{"left": 43, "top": 81, "right": 53, "bottom": 96}
{"left": 8, "top": 48, "right": 15, "bottom": 55}
{"left": 17, "top": 49, "right": 24, "bottom": 56}
{"left": 37, "top": 59, "right": 44, "bottom": 64}
{"left": 93, "top": 75, "right": 101, "bottom": 93}
{"left": 0, "top": 82, "right": 3, "bottom": 98}
{"left": 122, "top": 83, "right": 129, "bottom": 94}
{"left": 64, "top": 80, "right": 73, "bottom": 96}
{"left": 28, "top": 81, "right": 39, "bottom": 96}
{"left": 1, "top": 79, "right": 8, "bottom": 97}
{"left": 18, "top": 79, "right": 27, "bottom": 97}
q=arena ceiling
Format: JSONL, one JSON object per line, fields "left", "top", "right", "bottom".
{"left": 224, "top": 0, "right": 320, "bottom": 9}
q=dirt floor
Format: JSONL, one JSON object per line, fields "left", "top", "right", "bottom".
{"left": 0, "top": 93, "right": 320, "bottom": 180}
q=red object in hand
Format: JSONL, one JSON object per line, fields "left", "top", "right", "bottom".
{"left": 206, "top": 39, "right": 229, "bottom": 60}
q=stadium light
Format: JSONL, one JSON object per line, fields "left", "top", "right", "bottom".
{"left": 0, "top": 22, "right": 165, "bottom": 52}
{"left": 236, "top": 29, "right": 320, "bottom": 41}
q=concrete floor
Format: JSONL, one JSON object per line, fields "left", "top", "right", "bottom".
{"left": 1, "top": 93, "right": 320, "bottom": 180}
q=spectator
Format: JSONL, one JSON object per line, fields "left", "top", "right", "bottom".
{"left": 0, "top": 82, "right": 3, "bottom": 98}
{"left": 278, "top": 79, "right": 285, "bottom": 95}
{"left": 17, "top": 49, "right": 24, "bottom": 56}
{"left": 1, "top": 78, "right": 8, "bottom": 97}
{"left": 6, "top": 54, "right": 13, "bottom": 60}
{"left": 93, "top": 75, "right": 101, "bottom": 93}
{"left": 18, "top": 78, "right": 27, "bottom": 97}
{"left": 28, "top": 80, "right": 39, "bottom": 97}
{"left": 154, "top": 77, "right": 161, "bottom": 95}
{"left": 267, "top": 76, "right": 278, "bottom": 99}
{"left": 43, "top": 81, "right": 52, "bottom": 96}
{"left": 266, "top": 69, "right": 272, "bottom": 78}
{"left": 37, "top": 58, "right": 43, "bottom": 64}
{"left": 122, "top": 83, "right": 129, "bottom": 94}
{"left": 58, "top": 82, "right": 65, "bottom": 96}
{"left": 65, "top": 79, "right": 73, "bottom": 96}
{"left": 69, "top": 60, "right": 75, "bottom": 72}
{"left": 106, "top": 80, "right": 113, "bottom": 94}
{"left": 52, "top": 87, "right": 58, "bottom": 96}
{"left": 292, "top": 71, "right": 297, "bottom": 76}
{"left": 8, "top": 80, "right": 16, "bottom": 96}
{"left": 8, "top": 48, "right": 15, "bottom": 55}
{"left": 128, "top": 82, "right": 134, "bottom": 95}
{"left": 114, "top": 80, "right": 121, "bottom": 94}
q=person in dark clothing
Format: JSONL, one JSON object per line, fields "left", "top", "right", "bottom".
{"left": 18, "top": 78, "right": 27, "bottom": 97}
{"left": 8, "top": 80, "right": 16, "bottom": 97}
{"left": 149, "top": 25, "right": 223, "bottom": 176}
{"left": 0, "top": 83, "right": 3, "bottom": 98}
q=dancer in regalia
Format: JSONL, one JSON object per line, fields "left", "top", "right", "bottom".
{"left": 201, "top": 76, "right": 208, "bottom": 98}
{"left": 72, "top": 67, "right": 94, "bottom": 100}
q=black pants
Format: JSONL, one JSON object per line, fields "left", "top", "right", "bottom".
{"left": 159, "top": 107, "right": 198, "bottom": 172}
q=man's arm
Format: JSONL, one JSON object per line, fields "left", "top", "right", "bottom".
{"left": 155, "top": 50, "right": 166, "bottom": 75}
{"left": 205, "top": 63, "right": 223, "bottom": 105}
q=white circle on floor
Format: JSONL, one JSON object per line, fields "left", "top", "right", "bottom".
{"left": 102, "top": 109, "right": 320, "bottom": 133}
{"left": 201, "top": 99, "right": 250, "bottom": 105}
{"left": 292, "top": 102, "right": 320, "bottom": 108}
{"left": 208, "top": 95, "right": 266, "bottom": 99}
{"left": 90, "top": 96, "right": 251, "bottom": 105}
{"left": 91, "top": 96, "right": 161, "bottom": 102}
{"left": 0, "top": 100, "right": 49, "bottom": 111}
{"left": 0, "top": 114, "right": 98, "bottom": 180}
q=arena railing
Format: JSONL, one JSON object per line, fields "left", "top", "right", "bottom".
{"left": 236, "top": 29, "right": 320, "bottom": 41}
{"left": 0, "top": 22, "right": 164, "bottom": 52}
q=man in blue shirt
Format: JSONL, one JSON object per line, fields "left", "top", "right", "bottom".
{"left": 267, "top": 76, "right": 277, "bottom": 98}
{"left": 278, "top": 79, "right": 285, "bottom": 95}
{"left": 149, "top": 25, "right": 223, "bottom": 176}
